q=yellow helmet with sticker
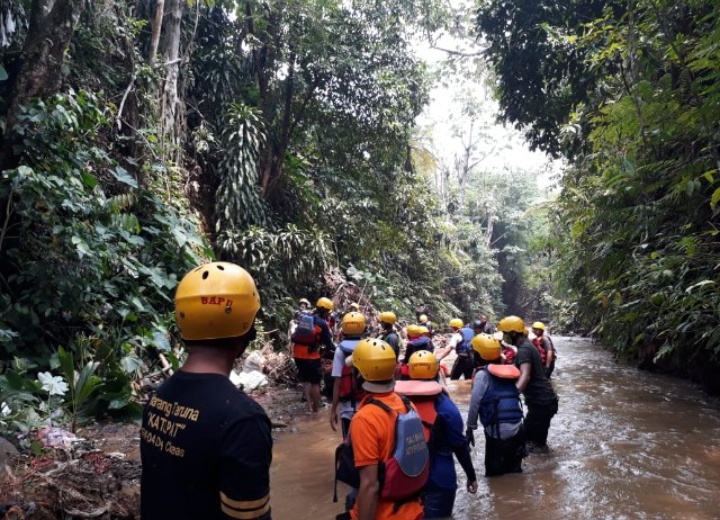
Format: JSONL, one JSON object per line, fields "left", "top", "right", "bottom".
{"left": 342, "top": 312, "right": 366, "bottom": 336}
{"left": 408, "top": 351, "right": 439, "bottom": 379}
{"left": 175, "top": 262, "right": 260, "bottom": 340}
{"left": 352, "top": 338, "right": 397, "bottom": 381}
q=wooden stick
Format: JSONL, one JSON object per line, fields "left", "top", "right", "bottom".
{"left": 158, "top": 353, "right": 174, "bottom": 376}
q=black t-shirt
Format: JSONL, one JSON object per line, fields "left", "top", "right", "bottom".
{"left": 515, "top": 338, "right": 557, "bottom": 405}
{"left": 141, "top": 371, "right": 272, "bottom": 520}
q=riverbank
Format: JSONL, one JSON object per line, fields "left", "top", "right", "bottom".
{"left": 0, "top": 382, "right": 310, "bottom": 520}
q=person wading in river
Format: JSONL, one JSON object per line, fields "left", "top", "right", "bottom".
{"left": 466, "top": 333, "right": 526, "bottom": 476}
{"left": 498, "top": 315, "right": 559, "bottom": 454}
{"left": 396, "top": 351, "right": 477, "bottom": 517}
{"left": 400, "top": 325, "right": 433, "bottom": 379}
{"left": 342, "top": 338, "right": 426, "bottom": 520}
{"left": 378, "top": 311, "right": 401, "bottom": 360}
{"left": 141, "top": 262, "right": 272, "bottom": 520}
{"left": 330, "top": 311, "right": 367, "bottom": 438}
{"left": 531, "top": 321, "right": 556, "bottom": 378}
{"left": 437, "top": 319, "right": 475, "bottom": 380}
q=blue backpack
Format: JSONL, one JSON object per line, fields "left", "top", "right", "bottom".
{"left": 457, "top": 327, "right": 475, "bottom": 355}
{"left": 292, "top": 313, "right": 317, "bottom": 347}
{"left": 334, "top": 396, "right": 429, "bottom": 503}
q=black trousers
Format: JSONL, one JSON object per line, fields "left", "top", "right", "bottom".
{"left": 525, "top": 399, "right": 559, "bottom": 446}
{"left": 450, "top": 355, "right": 474, "bottom": 380}
{"left": 485, "top": 427, "right": 527, "bottom": 476}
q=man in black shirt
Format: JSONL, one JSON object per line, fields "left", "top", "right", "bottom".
{"left": 498, "top": 315, "right": 558, "bottom": 454}
{"left": 476, "top": 315, "right": 495, "bottom": 334}
{"left": 141, "top": 262, "right": 272, "bottom": 520}
{"left": 378, "top": 311, "right": 400, "bottom": 360}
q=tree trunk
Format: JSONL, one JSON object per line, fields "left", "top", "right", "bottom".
{"left": 1, "top": 0, "right": 83, "bottom": 170}
{"left": 484, "top": 201, "right": 496, "bottom": 247}
{"left": 148, "top": 0, "right": 165, "bottom": 66}
{"left": 159, "top": 0, "right": 183, "bottom": 152}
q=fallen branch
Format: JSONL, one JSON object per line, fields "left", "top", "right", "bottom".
{"left": 158, "top": 353, "right": 174, "bottom": 376}
{"left": 116, "top": 74, "right": 136, "bottom": 130}
{"left": 63, "top": 503, "right": 111, "bottom": 518}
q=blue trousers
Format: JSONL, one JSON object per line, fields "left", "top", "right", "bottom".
{"left": 423, "top": 488, "right": 456, "bottom": 518}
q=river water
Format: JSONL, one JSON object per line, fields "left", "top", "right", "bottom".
{"left": 270, "top": 337, "right": 720, "bottom": 519}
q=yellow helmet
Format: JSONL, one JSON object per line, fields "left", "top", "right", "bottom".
{"left": 471, "top": 333, "right": 502, "bottom": 361}
{"left": 342, "top": 311, "right": 366, "bottom": 336}
{"left": 408, "top": 351, "right": 439, "bottom": 380}
{"left": 379, "top": 311, "right": 397, "bottom": 325}
{"left": 175, "top": 262, "right": 260, "bottom": 341}
{"left": 449, "top": 318, "right": 463, "bottom": 329}
{"left": 352, "top": 338, "right": 397, "bottom": 381}
{"left": 349, "top": 302, "right": 360, "bottom": 311}
{"left": 316, "top": 297, "right": 334, "bottom": 311}
{"left": 406, "top": 324, "right": 423, "bottom": 338}
{"left": 531, "top": 321, "right": 546, "bottom": 331}
{"left": 419, "top": 314, "right": 428, "bottom": 323}
{"left": 498, "top": 315, "right": 525, "bottom": 333}
{"left": 418, "top": 326, "right": 430, "bottom": 336}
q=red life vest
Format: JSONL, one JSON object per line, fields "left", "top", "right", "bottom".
{"left": 395, "top": 380, "right": 444, "bottom": 444}
{"left": 531, "top": 338, "right": 547, "bottom": 364}
{"left": 337, "top": 339, "right": 364, "bottom": 404}
{"left": 409, "top": 395, "right": 439, "bottom": 444}
{"left": 502, "top": 345, "right": 516, "bottom": 365}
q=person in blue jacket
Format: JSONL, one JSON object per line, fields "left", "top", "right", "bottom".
{"left": 395, "top": 351, "right": 477, "bottom": 518}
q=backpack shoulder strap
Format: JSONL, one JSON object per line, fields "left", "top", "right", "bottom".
{"left": 367, "top": 396, "right": 393, "bottom": 414}
{"left": 367, "top": 395, "right": 413, "bottom": 415}
{"left": 399, "top": 394, "right": 413, "bottom": 413}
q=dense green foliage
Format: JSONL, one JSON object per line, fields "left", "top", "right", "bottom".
{"left": 0, "top": 0, "right": 555, "bottom": 429}
{"left": 479, "top": 0, "right": 720, "bottom": 389}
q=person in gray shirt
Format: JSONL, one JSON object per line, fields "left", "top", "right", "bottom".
{"left": 466, "top": 333, "right": 526, "bottom": 476}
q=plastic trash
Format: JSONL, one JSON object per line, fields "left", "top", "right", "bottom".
{"left": 243, "top": 351, "right": 266, "bottom": 372}
{"left": 36, "top": 427, "right": 81, "bottom": 448}
{"left": 230, "top": 369, "right": 268, "bottom": 391}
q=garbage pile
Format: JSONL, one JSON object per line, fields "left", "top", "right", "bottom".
{"left": 0, "top": 432, "right": 140, "bottom": 520}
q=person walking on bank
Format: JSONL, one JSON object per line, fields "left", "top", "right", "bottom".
{"left": 141, "top": 262, "right": 272, "bottom": 520}
{"left": 288, "top": 297, "right": 312, "bottom": 340}
{"left": 466, "top": 334, "right": 526, "bottom": 476}
{"left": 292, "top": 297, "right": 336, "bottom": 412}
{"left": 498, "top": 315, "right": 558, "bottom": 453}
{"left": 396, "top": 351, "right": 477, "bottom": 517}
{"left": 344, "top": 338, "right": 427, "bottom": 520}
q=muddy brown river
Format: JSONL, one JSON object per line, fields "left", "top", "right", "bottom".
{"left": 270, "top": 337, "right": 720, "bottom": 519}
